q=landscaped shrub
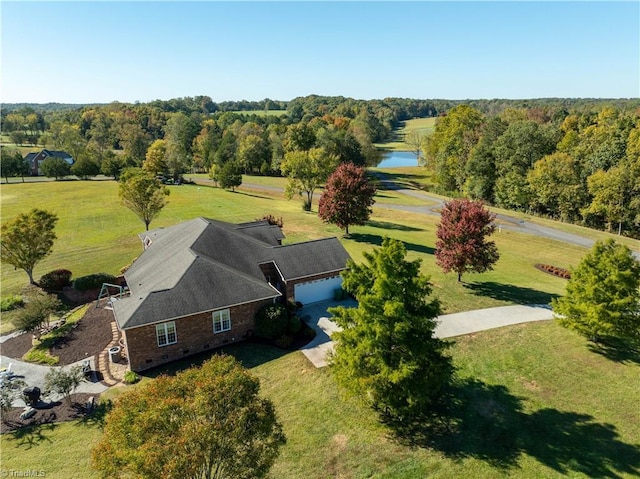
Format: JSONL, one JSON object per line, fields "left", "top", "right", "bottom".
{"left": 288, "top": 315, "right": 302, "bottom": 336}
{"left": 123, "top": 370, "right": 141, "bottom": 384}
{"left": 0, "top": 295, "right": 24, "bottom": 312}
{"left": 72, "top": 273, "right": 117, "bottom": 291}
{"left": 535, "top": 264, "right": 571, "bottom": 279}
{"left": 258, "top": 214, "right": 283, "bottom": 228}
{"left": 302, "top": 324, "right": 316, "bottom": 339}
{"left": 39, "top": 269, "right": 73, "bottom": 291}
{"left": 274, "top": 335, "right": 293, "bottom": 349}
{"left": 255, "top": 304, "right": 289, "bottom": 340}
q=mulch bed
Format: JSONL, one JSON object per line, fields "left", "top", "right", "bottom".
{"left": 1, "top": 393, "right": 100, "bottom": 434}
{"left": 1, "top": 332, "right": 33, "bottom": 359}
{"left": 534, "top": 263, "right": 571, "bottom": 280}
{"left": 1, "top": 305, "right": 115, "bottom": 366}
{"left": 54, "top": 307, "right": 114, "bottom": 365}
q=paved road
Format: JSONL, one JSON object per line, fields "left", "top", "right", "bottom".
{"left": 370, "top": 172, "right": 639, "bottom": 258}
{"left": 190, "top": 174, "right": 639, "bottom": 260}
{"left": 299, "top": 300, "right": 554, "bottom": 368}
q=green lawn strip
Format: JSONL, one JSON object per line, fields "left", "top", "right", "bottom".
{"left": 375, "top": 118, "right": 437, "bottom": 151}
{"left": 22, "top": 304, "right": 91, "bottom": 365}
{"left": 341, "top": 207, "right": 577, "bottom": 314}
{"left": 371, "top": 166, "right": 438, "bottom": 192}
{"left": 3, "top": 325, "right": 638, "bottom": 478}
{"left": 2, "top": 178, "right": 593, "bottom": 315}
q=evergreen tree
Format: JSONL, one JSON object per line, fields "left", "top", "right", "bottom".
{"left": 553, "top": 239, "right": 640, "bottom": 343}
{"left": 330, "top": 238, "right": 453, "bottom": 422}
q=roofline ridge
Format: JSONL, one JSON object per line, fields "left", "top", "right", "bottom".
{"left": 201, "top": 219, "right": 277, "bottom": 248}
{"left": 192, "top": 250, "right": 280, "bottom": 293}
{"left": 272, "top": 236, "right": 340, "bottom": 249}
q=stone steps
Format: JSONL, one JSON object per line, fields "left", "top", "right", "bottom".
{"left": 95, "top": 320, "right": 121, "bottom": 386}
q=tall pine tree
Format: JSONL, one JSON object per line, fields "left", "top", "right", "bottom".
{"left": 330, "top": 238, "right": 453, "bottom": 422}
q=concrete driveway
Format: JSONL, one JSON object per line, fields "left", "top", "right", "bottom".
{"left": 299, "top": 300, "right": 554, "bottom": 368}
{"left": 299, "top": 298, "right": 356, "bottom": 367}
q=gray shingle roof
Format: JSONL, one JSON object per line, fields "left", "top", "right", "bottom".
{"left": 113, "top": 218, "right": 350, "bottom": 329}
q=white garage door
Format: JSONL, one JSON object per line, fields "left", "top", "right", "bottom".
{"left": 294, "top": 276, "right": 343, "bottom": 305}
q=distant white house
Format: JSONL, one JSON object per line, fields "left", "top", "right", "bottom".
{"left": 24, "top": 149, "right": 74, "bottom": 176}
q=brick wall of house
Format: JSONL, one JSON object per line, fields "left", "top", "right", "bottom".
{"left": 123, "top": 299, "right": 272, "bottom": 371}
{"left": 285, "top": 271, "right": 344, "bottom": 302}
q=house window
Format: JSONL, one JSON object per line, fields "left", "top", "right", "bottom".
{"left": 213, "top": 309, "right": 231, "bottom": 334}
{"left": 156, "top": 321, "right": 177, "bottom": 347}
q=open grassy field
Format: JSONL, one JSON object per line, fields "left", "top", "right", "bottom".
{"left": 2, "top": 322, "right": 638, "bottom": 478}
{"left": 1, "top": 176, "right": 638, "bottom": 478}
{"left": 1, "top": 173, "right": 627, "bottom": 317}
{"left": 376, "top": 117, "right": 437, "bottom": 151}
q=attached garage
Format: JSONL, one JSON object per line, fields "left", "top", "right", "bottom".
{"left": 294, "top": 276, "right": 343, "bottom": 305}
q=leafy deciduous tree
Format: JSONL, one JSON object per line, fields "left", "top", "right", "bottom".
{"left": 218, "top": 161, "right": 243, "bottom": 191}
{"left": 424, "top": 105, "right": 484, "bottom": 192}
{"left": 92, "top": 355, "right": 285, "bottom": 479}
{"left": 41, "top": 157, "right": 72, "bottom": 180}
{"left": 527, "top": 152, "right": 587, "bottom": 222}
{"left": 118, "top": 168, "right": 169, "bottom": 231}
{"left": 143, "top": 139, "right": 168, "bottom": 176}
{"left": 45, "top": 366, "right": 85, "bottom": 404}
{"left": 552, "top": 239, "right": 640, "bottom": 343}
{"left": 318, "top": 162, "right": 376, "bottom": 235}
{"left": 0, "top": 149, "right": 27, "bottom": 183}
{"left": 330, "top": 237, "right": 453, "bottom": 422}
{"left": 280, "top": 147, "right": 339, "bottom": 211}
{"left": 13, "top": 292, "right": 61, "bottom": 339}
{"left": 435, "top": 199, "right": 499, "bottom": 282}
{"left": 1, "top": 209, "right": 58, "bottom": 284}
{"left": 71, "top": 157, "right": 101, "bottom": 180}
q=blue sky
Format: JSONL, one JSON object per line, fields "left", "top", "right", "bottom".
{"left": 2, "top": 1, "right": 638, "bottom": 103}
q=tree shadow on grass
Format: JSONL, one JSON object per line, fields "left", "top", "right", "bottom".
{"left": 391, "top": 379, "right": 640, "bottom": 477}
{"left": 366, "top": 220, "right": 424, "bottom": 232}
{"left": 78, "top": 399, "right": 113, "bottom": 429}
{"left": 463, "top": 281, "right": 559, "bottom": 305}
{"left": 8, "top": 421, "right": 57, "bottom": 450}
{"left": 587, "top": 338, "right": 640, "bottom": 366}
{"left": 348, "top": 233, "right": 435, "bottom": 256}
{"left": 234, "top": 190, "right": 273, "bottom": 200}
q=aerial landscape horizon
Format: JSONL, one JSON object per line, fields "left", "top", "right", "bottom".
{"left": 2, "top": 1, "right": 638, "bottom": 103}
{"left": 2, "top": 1, "right": 639, "bottom": 478}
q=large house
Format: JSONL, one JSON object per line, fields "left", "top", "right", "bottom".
{"left": 24, "top": 149, "right": 74, "bottom": 176}
{"left": 112, "top": 218, "right": 351, "bottom": 371}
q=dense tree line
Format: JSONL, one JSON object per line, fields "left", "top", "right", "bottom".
{"left": 3, "top": 96, "right": 639, "bottom": 238}
{"left": 424, "top": 105, "right": 640, "bottom": 237}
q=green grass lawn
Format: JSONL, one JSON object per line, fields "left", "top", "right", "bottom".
{"left": 376, "top": 117, "right": 437, "bottom": 151}
{"left": 0, "top": 174, "right": 624, "bottom": 323}
{"left": 1, "top": 177, "right": 638, "bottom": 478}
{"left": 2, "top": 322, "right": 638, "bottom": 478}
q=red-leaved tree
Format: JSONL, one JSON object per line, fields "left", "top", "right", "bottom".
{"left": 318, "top": 162, "right": 376, "bottom": 235}
{"left": 435, "top": 198, "right": 499, "bottom": 282}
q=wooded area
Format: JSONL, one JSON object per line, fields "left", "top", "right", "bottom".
{"left": 2, "top": 95, "right": 639, "bottom": 237}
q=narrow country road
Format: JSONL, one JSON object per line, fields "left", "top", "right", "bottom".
{"left": 188, "top": 174, "right": 640, "bottom": 260}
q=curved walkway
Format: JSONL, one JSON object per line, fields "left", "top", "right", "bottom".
{"left": 299, "top": 300, "right": 554, "bottom": 368}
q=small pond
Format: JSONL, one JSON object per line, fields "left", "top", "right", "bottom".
{"left": 376, "top": 151, "right": 420, "bottom": 168}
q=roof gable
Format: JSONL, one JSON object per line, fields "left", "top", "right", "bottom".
{"left": 114, "top": 218, "right": 350, "bottom": 329}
